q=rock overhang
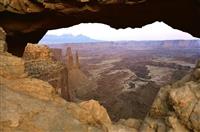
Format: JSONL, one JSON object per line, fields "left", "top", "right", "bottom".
{"left": 0, "top": 0, "right": 200, "bottom": 56}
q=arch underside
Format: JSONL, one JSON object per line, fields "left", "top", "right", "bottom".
{"left": 0, "top": 0, "right": 200, "bottom": 56}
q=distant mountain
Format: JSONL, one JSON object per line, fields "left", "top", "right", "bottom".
{"left": 39, "top": 34, "right": 100, "bottom": 44}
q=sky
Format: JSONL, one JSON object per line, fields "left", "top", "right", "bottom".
{"left": 45, "top": 21, "right": 198, "bottom": 41}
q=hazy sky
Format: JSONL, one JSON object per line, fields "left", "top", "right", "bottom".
{"left": 46, "top": 21, "right": 197, "bottom": 41}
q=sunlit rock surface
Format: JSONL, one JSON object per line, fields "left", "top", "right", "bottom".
{"left": 141, "top": 61, "right": 200, "bottom": 132}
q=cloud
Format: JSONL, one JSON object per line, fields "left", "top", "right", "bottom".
{"left": 46, "top": 21, "right": 197, "bottom": 41}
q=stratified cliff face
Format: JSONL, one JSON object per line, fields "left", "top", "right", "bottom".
{"left": 23, "top": 43, "right": 71, "bottom": 100}
{"left": 0, "top": 27, "right": 138, "bottom": 132}
{"left": 141, "top": 62, "right": 200, "bottom": 131}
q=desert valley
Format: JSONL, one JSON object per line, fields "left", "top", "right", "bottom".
{"left": 47, "top": 40, "right": 200, "bottom": 121}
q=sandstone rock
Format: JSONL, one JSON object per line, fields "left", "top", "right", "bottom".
{"left": 79, "top": 100, "right": 112, "bottom": 126}
{"left": 166, "top": 115, "right": 188, "bottom": 132}
{"left": 169, "top": 83, "right": 198, "bottom": 126}
{"left": 117, "top": 118, "right": 142, "bottom": 130}
{"left": 0, "top": 53, "right": 25, "bottom": 78}
{"left": 190, "top": 101, "right": 200, "bottom": 131}
{"left": 140, "top": 118, "right": 166, "bottom": 132}
{"left": 23, "top": 44, "right": 72, "bottom": 100}
{"left": 196, "top": 60, "right": 200, "bottom": 68}
{"left": 23, "top": 43, "right": 52, "bottom": 60}
{"left": 75, "top": 50, "right": 80, "bottom": 69}
{"left": 65, "top": 47, "right": 97, "bottom": 98}
{"left": 0, "top": 27, "right": 7, "bottom": 52}
{"left": 66, "top": 47, "right": 74, "bottom": 69}
{"left": 50, "top": 48, "right": 63, "bottom": 61}
{"left": 68, "top": 68, "right": 97, "bottom": 98}
{"left": 142, "top": 64, "right": 200, "bottom": 132}
{"left": 193, "top": 68, "right": 200, "bottom": 80}
{"left": 0, "top": 77, "right": 56, "bottom": 101}
{"left": 0, "top": 0, "right": 43, "bottom": 14}
{"left": 0, "top": 27, "right": 6, "bottom": 40}
{"left": 0, "top": 83, "right": 103, "bottom": 132}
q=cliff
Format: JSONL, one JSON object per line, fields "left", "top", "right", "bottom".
{"left": 23, "top": 43, "right": 71, "bottom": 100}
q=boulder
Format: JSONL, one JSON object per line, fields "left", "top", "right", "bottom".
{"left": 0, "top": 53, "right": 25, "bottom": 79}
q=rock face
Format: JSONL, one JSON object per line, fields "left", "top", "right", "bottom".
{"left": 23, "top": 43, "right": 71, "bottom": 100}
{"left": 141, "top": 61, "right": 200, "bottom": 132}
{"left": 76, "top": 51, "right": 81, "bottom": 69}
{"left": 0, "top": 0, "right": 199, "bottom": 56}
{"left": 66, "top": 47, "right": 75, "bottom": 70}
{"left": 0, "top": 27, "right": 138, "bottom": 132}
{"left": 51, "top": 48, "right": 63, "bottom": 61}
{"left": 65, "top": 47, "right": 97, "bottom": 98}
{"left": 0, "top": 27, "right": 7, "bottom": 52}
{"left": 23, "top": 44, "right": 97, "bottom": 100}
{"left": 23, "top": 43, "right": 52, "bottom": 60}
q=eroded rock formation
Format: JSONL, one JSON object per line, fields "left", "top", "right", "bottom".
{"left": 66, "top": 47, "right": 75, "bottom": 70}
{"left": 23, "top": 43, "right": 71, "bottom": 100}
{"left": 0, "top": 0, "right": 200, "bottom": 56}
{"left": 65, "top": 47, "right": 97, "bottom": 98}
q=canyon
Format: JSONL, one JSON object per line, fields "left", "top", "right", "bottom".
{"left": 1, "top": 24, "right": 200, "bottom": 131}
{"left": 48, "top": 41, "right": 200, "bottom": 121}
{"left": 0, "top": 1, "right": 200, "bottom": 131}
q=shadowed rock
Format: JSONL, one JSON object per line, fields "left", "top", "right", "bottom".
{"left": 75, "top": 51, "right": 81, "bottom": 69}
{"left": 66, "top": 47, "right": 74, "bottom": 70}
